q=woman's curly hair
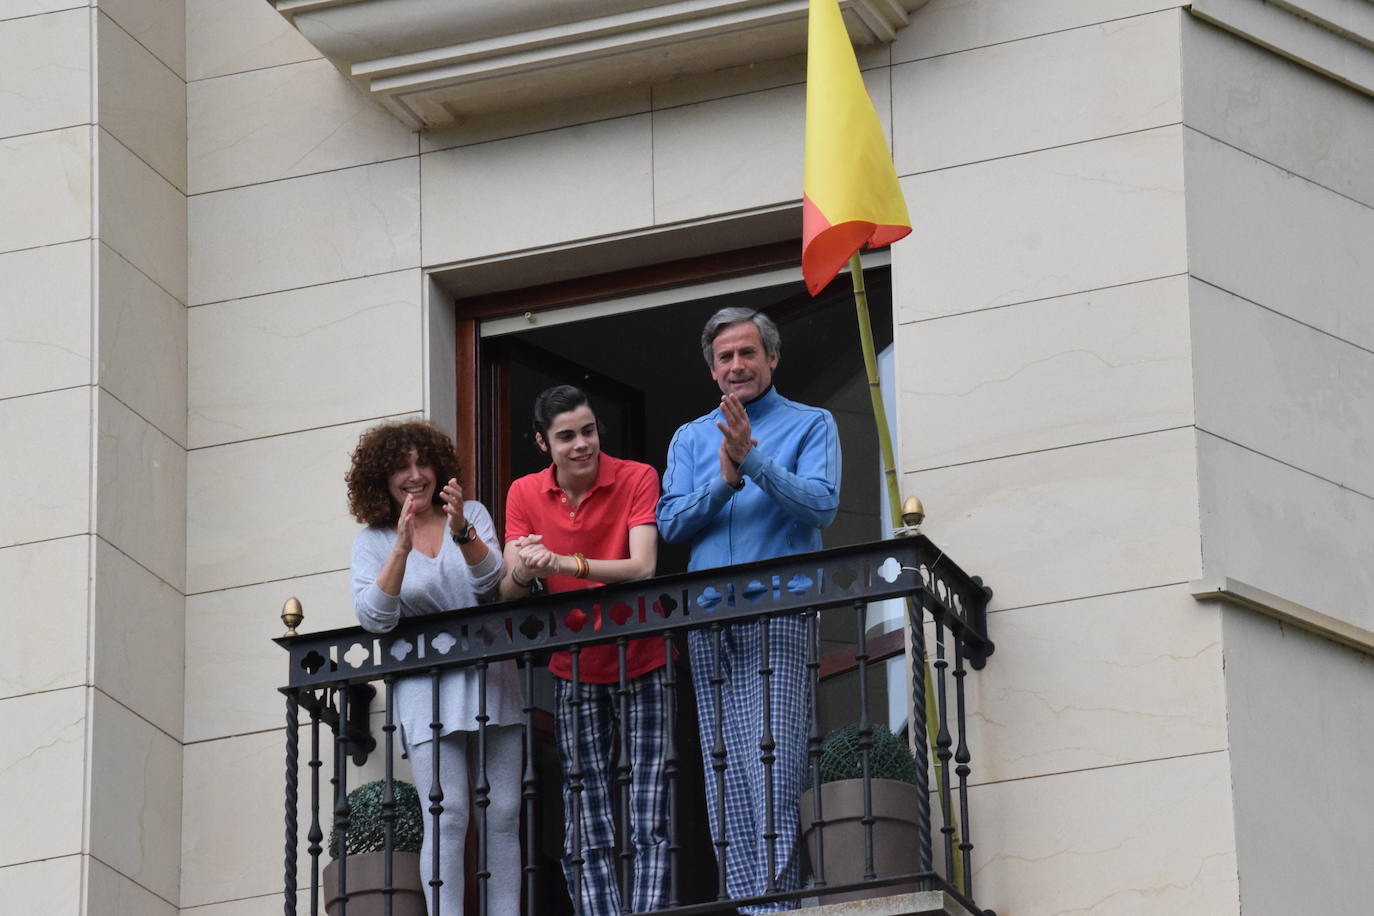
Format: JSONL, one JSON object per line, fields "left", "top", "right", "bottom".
{"left": 346, "top": 421, "right": 462, "bottom": 527}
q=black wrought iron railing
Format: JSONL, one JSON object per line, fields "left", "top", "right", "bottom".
{"left": 279, "top": 536, "right": 995, "bottom": 916}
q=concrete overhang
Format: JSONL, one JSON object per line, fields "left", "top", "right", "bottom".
{"left": 270, "top": 0, "right": 929, "bottom": 128}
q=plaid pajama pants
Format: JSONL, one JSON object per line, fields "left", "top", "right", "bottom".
{"left": 555, "top": 666, "right": 670, "bottom": 916}
{"left": 688, "top": 616, "right": 811, "bottom": 913}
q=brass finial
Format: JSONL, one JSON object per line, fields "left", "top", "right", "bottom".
{"left": 282, "top": 597, "right": 304, "bottom": 636}
{"left": 901, "top": 496, "right": 925, "bottom": 527}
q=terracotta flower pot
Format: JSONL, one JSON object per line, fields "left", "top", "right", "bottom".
{"left": 322, "top": 851, "right": 426, "bottom": 916}
{"left": 799, "top": 778, "right": 921, "bottom": 904}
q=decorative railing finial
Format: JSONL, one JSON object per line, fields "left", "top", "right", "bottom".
{"left": 282, "top": 597, "right": 304, "bottom": 636}
{"left": 894, "top": 495, "right": 925, "bottom": 537}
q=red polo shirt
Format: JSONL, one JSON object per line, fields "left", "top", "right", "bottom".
{"left": 505, "top": 453, "right": 665, "bottom": 683}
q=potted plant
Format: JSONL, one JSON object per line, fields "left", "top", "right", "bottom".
{"left": 799, "top": 723, "right": 922, "bottom": 904}
{"left": 323, "top": 779, "right": 427, "bottom": 916}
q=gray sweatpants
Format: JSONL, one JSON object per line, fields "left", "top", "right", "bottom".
{"left": 407, "top": 725, "right": 523, "bottom": 916}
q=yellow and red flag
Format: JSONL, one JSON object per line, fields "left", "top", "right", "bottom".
{"left": 802, "top": 0, "right": 911, "bottom": 295}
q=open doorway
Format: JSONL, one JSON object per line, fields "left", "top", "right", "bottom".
{"left": 480, "top": 265, "right": 893, "bottom": 578}
{"left": 474, "top": 262, "right": 900, "bottom": 912}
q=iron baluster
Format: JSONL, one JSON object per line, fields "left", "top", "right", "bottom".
{"left": 615, "top": 638, "right": 633, "bottom": 911}
{"left": 285, "top": 693, "right": 299, "bottom": 916}
{"left": 934, "top": 617, "right": 955, "bottom": 880}
{"left": 475, "top": 659, "right": 491, "bottom": 916}
{"left": 382, "top": 677, "right": 397, "bottom": 916}
{"left": 854, "top": 601, "right": 876, "bottom": 882}
{"left": 308, "top": 702, "right": 323, "bottom": 916}
{"left": 908, "top": 598, "right": 933, "bottom": 875}
{"left": 334, "top": 690, "right": 352, "bottom": 916}
{"left": 428, "top": 668, "right": 443, "bottom": 916}
{"left": 521, "top": 654, "right": 538, "bottom": 916}
{"left": 709, "top": 623, "right": 729, "bottom": 901}
{"left": 953, "top": 638, "right": 974, "bottom": 897}
{"left": 804, "top": 609, "right": 826, "bottom": 888}
{"left": 661, "top": 633, "right": 681, "bottom": 907}
{"left": 568, "top": 646, "right": 586, "bottom": 912}
{"left": 759, "top": 616, "right": 778, "bottom": 892}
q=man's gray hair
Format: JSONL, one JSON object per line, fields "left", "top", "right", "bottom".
{"left": 700, "top": 307, "right": 781, "bottom": 367}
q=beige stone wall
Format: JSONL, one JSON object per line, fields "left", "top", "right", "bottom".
{"left": 887, "top": 4, "right": 1241, "bottom": 913}
{"left": 1, "top": 1, "right": 186, "bottom": 914}
{"left": 1182, "top": 16, "right": 1374, "bottom": 916}
{"left": 16, "top": 1, "right": 1367, "bottom": 914}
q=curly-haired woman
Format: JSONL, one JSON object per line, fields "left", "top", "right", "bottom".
{"left": 347, "top": 420, "right": 522, "bottom": 916}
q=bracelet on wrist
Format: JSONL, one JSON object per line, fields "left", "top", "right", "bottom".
{"left": 572, "top": 552, "right": 590, "bottom": 579}
{"left": 511, "top": 569, "right": 535, "bottom": 589}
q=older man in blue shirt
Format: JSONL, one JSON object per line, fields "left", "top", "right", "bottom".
{"left": 657, "top": 306, "right": 841, "bottom": 912}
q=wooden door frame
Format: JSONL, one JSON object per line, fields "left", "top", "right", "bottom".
{"left": 450, "top": 240, "right": 800, "bottom": 500}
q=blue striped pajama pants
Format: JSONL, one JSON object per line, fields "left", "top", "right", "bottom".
{"left": 689, "top": 616, "right": 811, "bottom": 913}
{"left": 555, "top": 666, "right": 671, "bottom": 916}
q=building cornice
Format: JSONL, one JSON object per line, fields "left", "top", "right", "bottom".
{"left": 270, "top": 0, "right": 928, "bottom": 128}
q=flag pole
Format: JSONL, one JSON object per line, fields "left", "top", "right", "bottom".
{"left": 847, "top": 251, "right": 965, "bottom": 892}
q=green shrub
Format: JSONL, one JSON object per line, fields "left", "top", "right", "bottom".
{"left": 328, "top": 779, "right": 424, "bottom": 858}
{"left": 812, "top": 723, "right": 918, "bottom": 787}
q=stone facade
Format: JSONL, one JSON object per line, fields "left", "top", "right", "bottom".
{"left": 1, "top": 1, "right": 1370, "bottom": 914}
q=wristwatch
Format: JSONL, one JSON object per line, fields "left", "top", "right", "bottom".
{"left": 450, "top": 523, "right": 477, "bottom": 544}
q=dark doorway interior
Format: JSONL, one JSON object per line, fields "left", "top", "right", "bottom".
{"left": 478, "top": 266, "right": 896, "bottom": 912}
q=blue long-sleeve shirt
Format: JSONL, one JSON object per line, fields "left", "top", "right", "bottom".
{"left": 656, "top": 387, "right": 841, "bottom": 569}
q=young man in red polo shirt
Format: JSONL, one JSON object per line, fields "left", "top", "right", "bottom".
{"left": 500, "top": 385, "right": 667, "bottom": 916}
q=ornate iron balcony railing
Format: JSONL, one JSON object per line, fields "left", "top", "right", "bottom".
{"left": 278, "top": 536, "right": 995, "bottom": 916}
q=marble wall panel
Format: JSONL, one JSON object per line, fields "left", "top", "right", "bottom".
{"left": 893, "top": 0, "right": 1181, "bottom": 62}
{"left": 893, "top": 126, "right": 1186, "bottom": 323}
{"left": 187, "top": 270, "right": 422, "bottom": 448}
{"left": 1197, "top": 431, "right": 1374, "bottom": 634}
{"left": 99, "top": 0, "right": 187, "bottom": 78}
{"left": 0, "top": 536, "right": 90, "bottom": 700}
{"left": 965, "top": 585, "right": 1225, "bottom": 784}
{"left": 0, "top": 125, "right": 91, "bottom": 254}
{"left": 92, "top": 538, "right": 184, "bottom": 739}
{"left": 186, "top": 418, "right": 385, "bottom": 593}
{"left": 653, "top": 73, "right": 889, "bottom": 225}
{"left": 97, "top": 11, "right": 186, "bottom": 192}
{"left": 189, "top": 158, "right": 419, "bottom": 305}
{"left": 95, "top": 390, "right": 187, "bottom": 590}
{"left": 88, "top": 690, "right": 183, "bottom": 905}
{"left": 188, "top": 58, "right": 416, "bottom": 194}
{"left": 903, "top": 428, "right": 1201, "bottom": 610}
{"left": 1, "top": 1, "right": 86, "bottom": 20}
{"left": 87, "top": 856, "right": 179, "bottom": 916}
{"left": 98, "top": 243, "right": 187, "bottom": 445}
{"left": 1192, "top": 279, "right": 1374, "bottom": 496}
{"left": 421, "top": 115, "right": 652, "bottom": 265}
{"left": 0, "top": 386, "right": 92, "bottom": 549}
{"left": 1183, "top": 17, "right": 1374, "bottom": 209}
{"left": 892, "top": 10, "right": 1181, "bottom": 174}
{"left": 98, "top": 128, "right": 187, "bottom": 303}
{"left": 185, "top": 569, "right": 351, "bottom": 742}
{"left": 181, "top": 726, "right": 389, "bottom": 908}
{"left": 0, "top": 240, "right": 92, "bottom": 400}
{"left": 898, "top": 275, "right": 1192, "bottom": 470}
{"left": 0, "top": 856, "right": 83, "bottom": 916}
{"left": 653, "top": 84, "right": 802, "bottom": 225}
{"left": 0, "top": 7, "right": 90, "bottom": 139}
{"left": 971, "top": 751, "right": 1238, "bottom": 916}
{"left": 1184, "top": 129, "right": 1374, "bottom": 353}
{"left": 1223, "top": 607, "right": 1374, "bottom": 916}
{"left": 0, "top": 687, "right": 87, "bottom": 866}
{"left": 186, "top": 0, "right": 321, "bottom": 82}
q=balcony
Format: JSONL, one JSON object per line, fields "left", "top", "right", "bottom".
{"left": 278, "top": 536, "right": 994, "bottom": 915}
{"left": 268, "top": 0, "right": 932, "bottom": 128}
